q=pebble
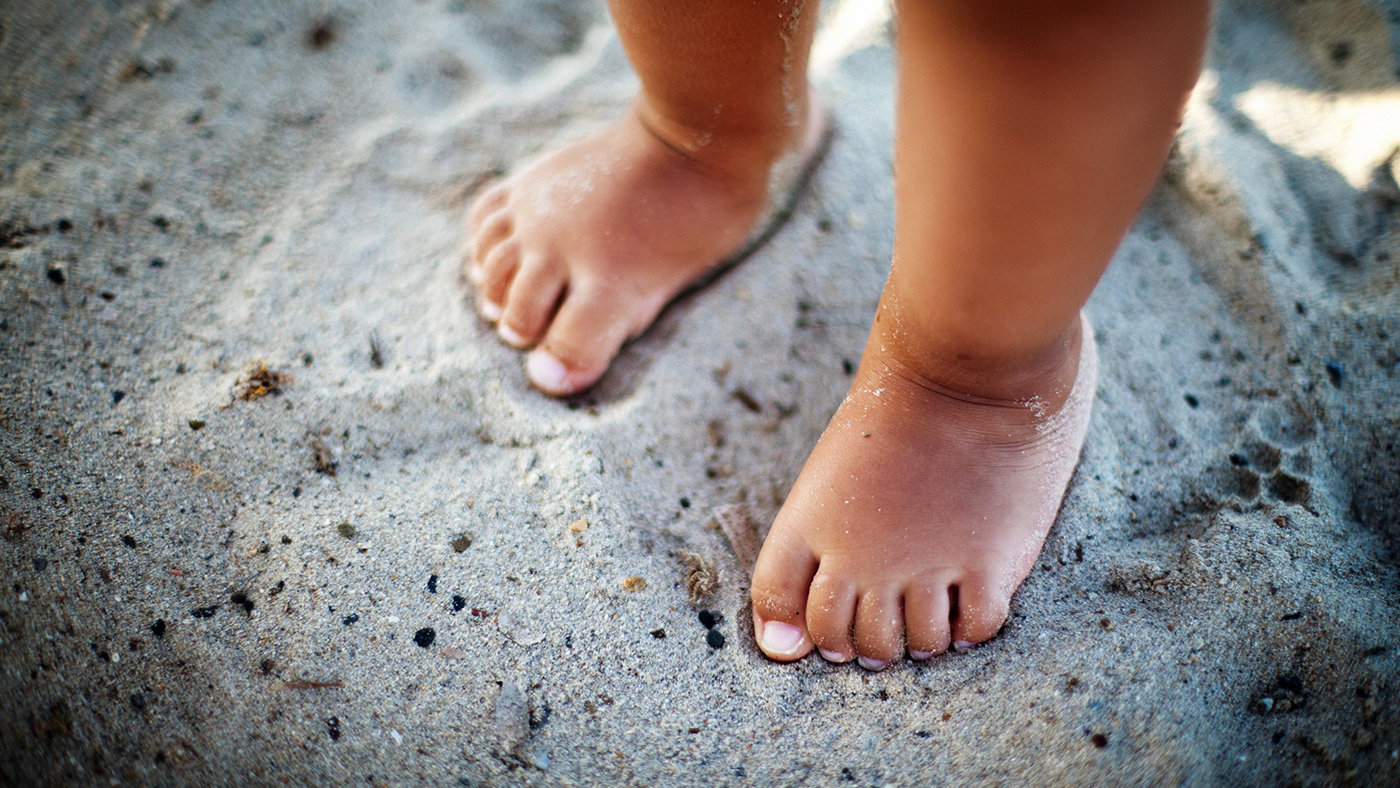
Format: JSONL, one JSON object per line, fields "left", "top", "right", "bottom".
{"left": 706, "top": 629, "right": 725, "bottom": 649}
{"left": 336, "top": 522, "right": 356, "bottom": 539}
{"left": 413, "top": 628, "right": 435, "bottom": 648}
{"left": 452, "top": 535, "right": 472, "bottom": 552}
{"left": 342, "top": 614, "right": 359, "bottom": 626}
{"left": 452, "top": 595, "right": 466, "bottom": 612}
{"left": 697, "top": 610, "right": 717, "bottom": 629}
{"left": 495, "top": 682, "right": 529, "bottom": 753}
{"left": 151, "top": 619, "right": 166, "bottom": 637}
{"left": 427, "top": 574, "right": 438, "bottom": 594}
{"left": 621, "top": 576, "right": 647, "bottom": 592}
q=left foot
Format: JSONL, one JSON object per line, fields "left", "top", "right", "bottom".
{"left": 750, "top": 314, "right": 1097, "bottom": 669}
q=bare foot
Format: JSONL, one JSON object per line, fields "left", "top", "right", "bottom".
{"left": 750, "top": 314, "right": 1097, "bottom": 669}
{"left": 464, "top": 99, "right": 824, "bottom": 396}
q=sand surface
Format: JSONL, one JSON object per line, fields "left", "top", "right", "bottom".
{"left": 2, "top": 0, "right": 1399, "bottom": 785}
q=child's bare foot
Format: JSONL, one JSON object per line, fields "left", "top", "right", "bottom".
{"left": 464, "top": 99, "right": 824, "bottom": 396}
{"left": 750, "top": 313, "right": 1097, "bottom": 669}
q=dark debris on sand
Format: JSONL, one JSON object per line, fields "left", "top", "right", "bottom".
{"left": 235, "top": 362, "right": 292, "bottom": 400}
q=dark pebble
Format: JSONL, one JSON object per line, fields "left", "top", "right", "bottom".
{"left": 129, "top": 693, "right": 146, "bottom": 710}
{"left": 1183, "top": 393, "right": 1199, "bottom": 408}
{"left": 121, "top": 535, "right": 137, "bottom": 548}
{"left": 149, "top": 257, "right": 166, "bottom": 268}
{"left": 1281, "top": 611, "right": 1303, "bottom": 621}
{"left": 650, "top": 628, "right": 666, "bottom": 639}
{"left": 842, "top": 358, "right": 854, "bottom": 375}
{"left": 32, "top": 557, "right": 47, "bottom": 572}
{"left": 112, "top": 390, "right": 126, "bottom": 404}
{"left": 414, "top": 627, "right": 435, "bottom": 648}
{"left": 1325, "top": 361, "right": 1343, "bottom": 388}
{"left": 697, "top": 610, "right": 717, "bottom": 629}
{"left": 326, "top": 716, "right": 341, "bottom": 741}
{"left": 190, "top": 606, "right": 219, "bottom": 619}
{"left": 151, "top": 619, "right": 166, "bottom": 638}
{"left": 679, "top": 497, "right": 690, "bottom": 509}
{"left": 706, "top": 629, "right": 725, "bottom": 649}
{"left": 427, "top": 574, "right": 438, "bottom": 594}
{"left": 45, "top": 268, "right": 66, "bottom": 285}
{"left": 188, "top": 419, "right": 206, "bottom": 430}
{"left": 1091, "top": 733, "right": 1108, "bottom": 748}
{"left": 451, "top": 595, "right": 466, "bottom": 612}
{"left": 452, "top": 535, "right": 472, "bottom": 552}
{"left": 1278, "top": 675, "right": 1304, "bottom": 693}
{"left": 231, "top": 592, "right": 254, "bottom": 614}
{"left": 342, "top": 614, "right": 359, "bottom": 626}
{"left": 56, "top": 219, "right": 72, "bottom": 232}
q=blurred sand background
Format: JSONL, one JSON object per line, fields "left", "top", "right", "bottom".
{"left": 1, "top": 0, "right": 1399, "bottom": 784}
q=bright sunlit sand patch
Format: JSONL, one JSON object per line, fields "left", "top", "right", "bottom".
{"left": 810, "top": 0, "right": 892, "bottom": 79}
{"left": 1234, "top": 82, "right": 1400, "bottom": 189}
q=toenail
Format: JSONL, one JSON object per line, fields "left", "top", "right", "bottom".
{"left": 497, "top": 322, "right": 527, "bottom": 347}
{"left": 478, "top": 299, "right": 502, "bottom": 322}
{"left": 467, "top": 264, "right": 485, "bottom": 285}
{"left": 857, "top": 656, "right": 888, "bottom": 671}
{"left": 526, "top": 350, "right": 570, "bottom": 394}
{"left": 818, "top": 648, "right": 851, "bottom": 663}
{"left": 954, "top": 640, "right": 976, "bottom": 651}
{"left": 759, "top": 621, "right": 804, "bottom": 655}
{"left": 909, "top": 650, "right": 934, "bottom": 661}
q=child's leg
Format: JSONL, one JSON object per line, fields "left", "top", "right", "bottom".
{"left": 465, "top": 0, "right": 820, "bottom": 396}
{"left": 751, "top": 0, "right": 1208, "bottom": 667}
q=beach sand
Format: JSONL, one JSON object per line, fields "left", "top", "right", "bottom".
{"left": 1, "top": 0, "right": 1398, "bottom": 784}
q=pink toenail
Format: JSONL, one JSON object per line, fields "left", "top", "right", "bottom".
{"left": 954, "top": 640, "right": 976, "bottom": 651}
{"left": 909, "top": 650, "right": 934, "bottom": 661}
{"left": 760, "top": 621, "right": 804, "bottom": 654}
{"left": 526, "top": 350, "right": 570, "bottom": 393}
{"left": 857, "top": 656, "right": 888, "bottom": 671}
{"left": 497, "top": 322, "right": 527, "bottom": 347}
{"left": 818, "top": 648, "right": 851, "bottom": 663}
{"left": 478, "top": 299, "right": 502, "bottom": 321}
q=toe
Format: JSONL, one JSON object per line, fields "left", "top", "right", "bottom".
{"left": 805, "top": 569, "right": 857, "bottom": 663}
{"left": 469, "top": 209, "right": 513, "bottom": 271}
{"left": 853, "top": 588, "right": 903, "bottom": 670}
{"left": 497, "top": 256, "right": 566, "bottom": 348}
{"left": 903, "top": 577, "right": 953, "bottom": 660}
{"left": 466, "top": 182, "right": 508, "bottom": 233}
{"left": 750, "top": 528, "right": 818, "bottom": 662}
{"left": 950, "top": 573, "right": 1011, "bottom": 649}
{"left": 477, "top": 240, "right": 521, "bottom": 311}
{"left": 526, "top": 284, "right": 637, "bottom": 396}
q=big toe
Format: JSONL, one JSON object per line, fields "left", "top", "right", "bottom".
{"left": 525, "top": 285, "right": 645, "bottom": 397}
{"left": 750, "top": 531, "right": 818, "bottom": 662}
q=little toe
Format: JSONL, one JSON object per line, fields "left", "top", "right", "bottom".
{"left": 750, "top": 531, "right": 819, "bottom": 662}
{"left": 903, "top": 579, "right": 953, "bottom": 660}
{"left": 469, "top": 209, "right": 513, "bottom": 269}
{"left": 497, "top": 257, "right": 566, "bottom": 348}
{"left": 526, "top": 287, "right": 637, "bottom": 396}
{"left": 949, "top": 575, "right": 1011, "bottom": 649}
{"left": 466, "top": 182, "right": 508, "bottom": 233}
{"left": 804, "top": 570, "right": 857, "bottom": 663}
{"left": 476, "top": 242, "right": 521, "bottom": 315}
{"left": 853, "top": 589, "right": 903, "bottom": 670}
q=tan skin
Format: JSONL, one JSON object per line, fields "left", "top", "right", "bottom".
{"left": 466, "top": 0, "right": 1208, "bottom": 668}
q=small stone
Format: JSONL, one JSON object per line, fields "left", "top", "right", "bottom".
{"left": 1255, "top": 697, "right": 1275, "bottom": 713}
{"left": 151, "top": 619, "right": 166, "bottom": 637}
{"left": 413, "top": 628, "right": 435, "bottom": 648}
{"left": 495, "top": 682, "right": 529, "bottom": 753}
{"left": 452, "top": 534, "right": 472, "bottom": 552}
{"left": 112, "top": 390, "right": 126, "bottom": 404}
{"left": 188, "top": 419, "right": 206, "bottom": 431}
{"left": 569, "top": 518, "right": 588, "bottom": 533}
{"left": 45, "top": 267, "right": 66, "bottom": 285}
{"left": 342, "top": 614, "right": 359, "bottom": 626}
{"left": 621, "top": 576, "right": 646, "bottom": 593}
{"left": 452, "top": 595, "right": 466, "bottom": 612}
{"left": 336, "top": 522, "right": 356, "bottom": 539}
{"left": 326, "top": 716, "right": 341, "bottom": 741}
{"left": 1091, "top": 733, "right": 1108, "bottom": 748}
{"left": 427, "top": 574, "right": 438, "bottom": 594}
{"left": 697, "top": 610, "right": 717, "bottom": 629}
{"left": 650, "top": 628, "right": 666, "bottom": 639}
{"left": 129, "top": 693, "right": 146, "bottom": 710}
{"left": 706, "top": 629, "right": 725, "bottom": 649}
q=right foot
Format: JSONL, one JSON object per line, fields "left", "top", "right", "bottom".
{"left": 464, "top": 98, "right": 824, "bottom": 396}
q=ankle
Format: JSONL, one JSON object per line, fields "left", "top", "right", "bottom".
{"left": 868, "top": 310, "right": 1085, "bottom": 409}
{"left": 632, "top": 91, "right": 809, "bottom": 184}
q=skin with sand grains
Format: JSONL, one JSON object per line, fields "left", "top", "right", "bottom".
{"left": 464, "top": 0, "right": 1208, "bottom": 669}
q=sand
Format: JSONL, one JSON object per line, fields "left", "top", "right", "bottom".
{"left": 1, "top": 0, "right": 1397, "bottom": 785}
